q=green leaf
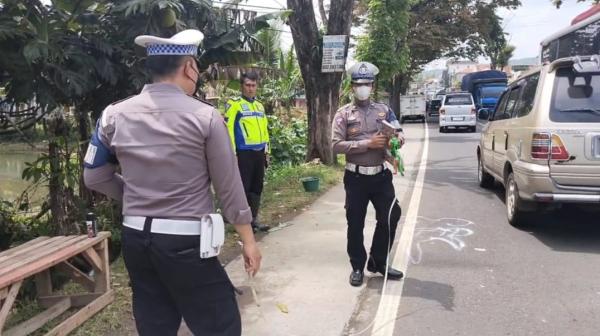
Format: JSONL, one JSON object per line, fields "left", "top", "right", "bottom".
{"left": 54, "top": 0, "right": 96, "bottom": 14}
{"left": 23, "top": 40, "right": 48, "bottom": 63}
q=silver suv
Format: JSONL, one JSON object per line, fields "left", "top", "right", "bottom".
{"left": 477, "top": 55, "right": 600, "bottom": 226}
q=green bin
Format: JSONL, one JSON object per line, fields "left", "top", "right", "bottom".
{"left": 300, "top": 177, "right": 320, "bottom": 192}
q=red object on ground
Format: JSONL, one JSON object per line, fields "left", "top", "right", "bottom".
{"left": 571, "top": 4, "right": 600, "bottom": 25}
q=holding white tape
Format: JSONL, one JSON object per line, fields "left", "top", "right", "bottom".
{"left": 200, "top": 214, "right": 225, "bottom": 259}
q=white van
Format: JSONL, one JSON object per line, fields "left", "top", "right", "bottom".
{"left": 399, "top": 95, "right": 426, "bottom": 123}
{"left": 439, "top": 92, "right": 477, "bottom": 132}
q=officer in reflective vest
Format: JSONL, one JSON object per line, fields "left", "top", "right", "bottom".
{"left": 332, "top": 61, "right": 405, "bottom": 287}
{"left": 225, "top": 71, "right": 271, "bottom": 232}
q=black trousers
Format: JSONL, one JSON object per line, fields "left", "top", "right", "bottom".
{"left": 343, "top": 169, "right": 401, "bottom": 271}
{"left": 122, "top": 219, "right": 240, "bottom": 336}
{"left": 236, "top": 150, "right": 266, "bottom": 220}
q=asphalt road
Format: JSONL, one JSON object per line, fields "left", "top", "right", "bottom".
{"left": 347, "top": 120, "right": 600, "bottom": 336}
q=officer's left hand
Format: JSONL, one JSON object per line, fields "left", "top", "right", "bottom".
{"left": 394, "top": 133, "right": 405, "bottom": 147}
{"left": 243, "top": 241, "right": 262, "bottom": 276}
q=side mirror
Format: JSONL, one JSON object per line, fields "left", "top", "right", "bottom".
{"left": 478, "top": 108, "right": 490, "bottom": 121}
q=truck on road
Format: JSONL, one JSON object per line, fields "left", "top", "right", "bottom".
{"left": 399, "top": 95, "right": 426, "bottom": 123}
{"left": 460, "top": 70, "right": 508, "bottom": 111}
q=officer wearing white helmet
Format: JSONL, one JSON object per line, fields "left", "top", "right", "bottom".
{"left": 331, "top": 61, "right": 405, "bottom": 287}
{"left": 83, "top": 29, "right": 261, "bottom": 335}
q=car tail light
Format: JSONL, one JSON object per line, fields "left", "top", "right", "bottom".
{"left": 471, "top": 107, "right": 476, "bottom": 115}
{"left": 531, "top": 133, "right": 570, "bottom": 160}
{"left": 439, "top": 108, "right": 445, "bottom": 115}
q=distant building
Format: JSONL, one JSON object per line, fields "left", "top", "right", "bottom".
{"left": 507, "top": 57, "right": 540, "bottom": 80}
{"left": 446, "top": 59, "right": 478, "bottom": 76}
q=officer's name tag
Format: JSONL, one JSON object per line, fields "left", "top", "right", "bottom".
{"left": 84, "top": 145, "right": 97, "bottom": 165}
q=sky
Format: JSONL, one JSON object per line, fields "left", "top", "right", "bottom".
{"left": 41, "top": 0, "right": 595, "bottom": 67}
{"left": 498, "top": 0, "right": 593, "bottom": 59}
{"left": 241, "top": 0, "right": 596, "bottom": 69}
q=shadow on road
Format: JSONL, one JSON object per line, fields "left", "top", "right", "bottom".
{"left": 488, "top": 183, "right": 600, "bottom": 254}
{"left": 365, "top": 276, "right": 455, "bottom": 311}
{"left": 518, "top": 206, "right": 600, "bottom": 254}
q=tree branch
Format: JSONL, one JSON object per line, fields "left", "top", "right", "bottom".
{"left": 318, "top": 0, "right": 328, "bottom": 27}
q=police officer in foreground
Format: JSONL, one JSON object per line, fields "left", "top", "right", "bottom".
{"left": 83, "top": 30, "right": 261, "bottom": 336}
{"left": 225, "top": 72, "right": 271, "bottom": 233}
{"left": 332, "top": 62, "right": 405, "bottom": 287}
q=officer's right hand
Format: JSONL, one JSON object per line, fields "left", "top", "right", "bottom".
{"left": 368, "top": 134, "right": 388, "bottom": 149}
{"left": 243, "top": 241, "right": 262, "bottom": 276}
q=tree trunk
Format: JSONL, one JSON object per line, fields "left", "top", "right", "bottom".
{"left": 389, "top": 74, "right": 404, "bottom": 116}
{"left": 46, "top": 110, "right": 78, "bottom": 235}
{"left": 48, "top": 140, "right": 68, "bottom": 234}
{"left": 318, "top": 0, "right": 328, "bottom": 27}
{"left": 287, "top": 0, "right": 354, "bottom": 165}
{"left": 76, "top": 108, "right": 93, "bottom": 207}
{"left": 400, "top": 74, "right": 411, "bottom": 95}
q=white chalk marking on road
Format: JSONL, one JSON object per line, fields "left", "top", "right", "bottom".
{"left": 370, "top": 121, "right": 430, "bottom": 336}
{"left": 410, "top": 223, "right": 474, "bottom": 265}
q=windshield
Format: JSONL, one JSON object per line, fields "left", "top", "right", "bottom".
{"left": 550, "top": 67, "right": 600, "bottom": 123}
{"left": 480, "top": 86, "right": 505, "bottom": 98}
{"left": 444, "top": 94, "right": 472, "bottom": 106}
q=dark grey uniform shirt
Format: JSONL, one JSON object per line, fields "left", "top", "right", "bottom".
{"left": 332, "top": 101, "right": 396, "bottom": 166}
{"left": 84, "top": 83, "right": 252, "bottom": 225}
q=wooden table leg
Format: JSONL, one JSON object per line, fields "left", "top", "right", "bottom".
{"left": 0, "top": 281, "right": 23, "bottom": 332}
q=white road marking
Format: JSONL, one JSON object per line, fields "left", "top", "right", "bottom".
{"left": 371, "top": 121, "right": 430, "bottom": 335}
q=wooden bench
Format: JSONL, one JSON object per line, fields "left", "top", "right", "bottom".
{"left": 0, "top": 232, "right": 113, "bottom": 336}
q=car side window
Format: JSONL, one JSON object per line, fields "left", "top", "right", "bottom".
{"left": 504, "top": 88, "right": 522, "bottom": 119}
{"left": 492, "top": 91, "right": 510, "bottom": 121}
{"left": 513, "top": 73, "right": 540, "bottom": 118}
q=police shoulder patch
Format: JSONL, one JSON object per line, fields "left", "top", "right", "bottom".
{"left": 110, "top": 95, "right": 135, "bottom": 106}
{"left": 191, "top": 95, "right": 214, "bottom": 106}
{"left": 337, "top": 103, "right": 352, "bottom": 113}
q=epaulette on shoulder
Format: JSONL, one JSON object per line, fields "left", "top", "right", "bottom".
{"left": 339, "top": 103, "right": 352, "bottom": 111}
{"left": 372, "top": 101, "right": 389, "bottom": 108}
{"left": 191, "top": 95, "right": 214, "bottom": 107}
{"left": 110, "top": 95, "right": 135, "bottom": 106}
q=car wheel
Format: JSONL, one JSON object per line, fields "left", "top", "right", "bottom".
{"left": 400, "top": 117, "right": 405, "bottom": 124}
{"left": 439, "top": 126, "right": 445, "bottom": 133}
{"left": 470, "top": 126, "right": 477, "bottom": 133}
{"left": 505, "top": 172, "right": 528, "bottom": 227}
{"left": 478, "top": 156, "right": 494, "bottom": 189}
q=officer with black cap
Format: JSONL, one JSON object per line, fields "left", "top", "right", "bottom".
{"left": 332, "top": 61, "right": 405, "bottom": 287}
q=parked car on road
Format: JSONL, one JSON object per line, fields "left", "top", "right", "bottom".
{"left": 477, "top": 55, "right": 600, "bottom": 227}
{"left": 439, "top": 92, "right": 477, "bottom": 133}
{"left": 399, "top": 95, "right": 426, "bottom": 123}
{"left": 428, "top": 97, "right": 442, "bottom": 117}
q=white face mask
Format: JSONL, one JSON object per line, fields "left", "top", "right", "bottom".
{"left": 353, "top": 86, "right": 372, "bottom": 101}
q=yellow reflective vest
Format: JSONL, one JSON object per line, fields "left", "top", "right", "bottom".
{"left": 224, "top": 97, "right": 270, "bottom": 152}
